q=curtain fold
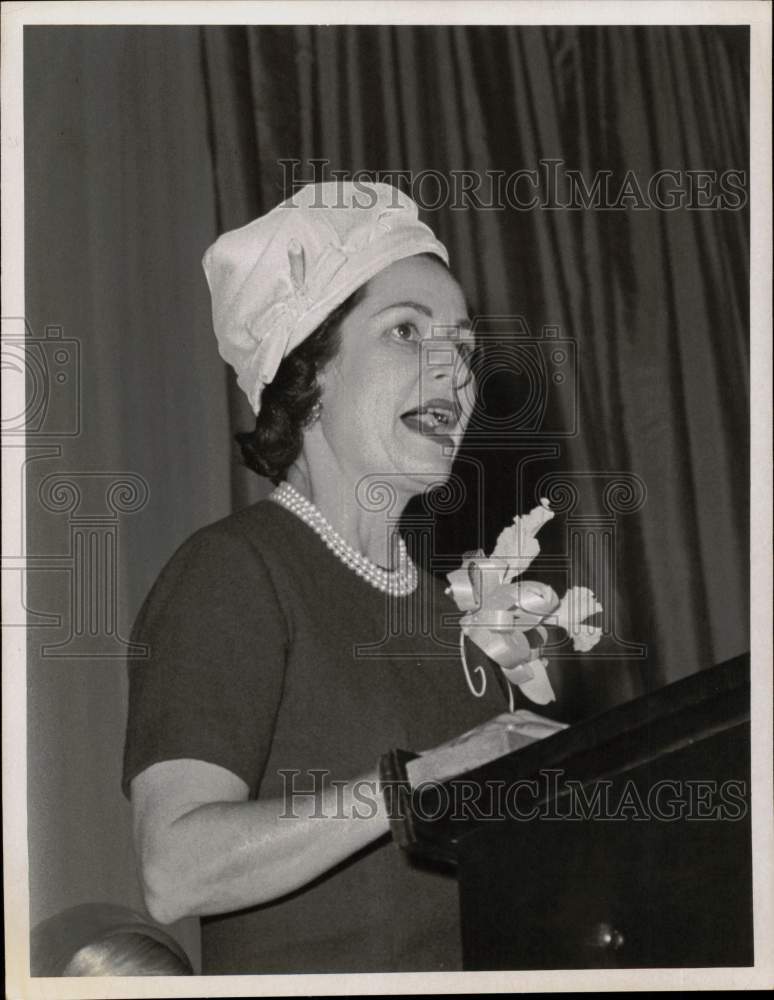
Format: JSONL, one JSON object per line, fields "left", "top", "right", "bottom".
{"left": 202, "top": 25, "right": 749, "bottom": 715}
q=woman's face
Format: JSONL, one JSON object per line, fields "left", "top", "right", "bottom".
{"left": 314, "top": 254, "right": 475, "bottom": 494}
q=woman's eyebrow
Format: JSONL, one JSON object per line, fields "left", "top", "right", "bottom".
{"left": 371, "top": 300, "right": 472, "bottom": 330}
{"left": 371, "top": 300, "right": 433, "bottom": 318}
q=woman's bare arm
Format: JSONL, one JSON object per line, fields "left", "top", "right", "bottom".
{"left": 131, "top": 759, "right": 389, "bottom": 924}
{"left": 132, "top": 712, "right": 564, "bottom": 924}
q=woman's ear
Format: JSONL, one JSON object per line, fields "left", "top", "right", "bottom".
{"left": 315, "top": 356, "right": 341, "bottom": 398}
{"left": 312, "top": 367, "right": 329, "bottom": 410}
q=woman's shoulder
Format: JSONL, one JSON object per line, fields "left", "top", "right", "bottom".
{"left": 135, "top": 500, "right": 296, "bottom": 630}
{"left": 165, "top": 498, "right": 294, "bottom": 572}
{"left": 188, "top": 496, "right": 287, "bottom": 542}
{"left": 142, "top": 500, "right": 289, "bottom": 596}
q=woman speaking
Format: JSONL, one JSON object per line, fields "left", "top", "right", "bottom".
{"left": 122, "top": 181, "right": 560, "bottom": 973}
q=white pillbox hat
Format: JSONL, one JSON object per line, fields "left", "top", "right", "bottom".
{"left": 202, "top": 181, "right": 449, "bottom": 414}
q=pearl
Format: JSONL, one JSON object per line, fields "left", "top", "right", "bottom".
{"left": 270, "top": 482, "right": 418, "bottom": 597}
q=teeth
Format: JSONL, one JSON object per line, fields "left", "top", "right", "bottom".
{"left": 401, "top": 406, "right": 455, "bottom": 434}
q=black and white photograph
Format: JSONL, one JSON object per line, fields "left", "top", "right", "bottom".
{"left": 2, "top": 1, "right": 772, "bottom": 994}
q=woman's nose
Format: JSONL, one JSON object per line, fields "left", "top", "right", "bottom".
{"left": 421, "top": 339, "right": 459, "bottom": 381}
{"left": 422, "top": 344, "right": 474, "bottom": 395}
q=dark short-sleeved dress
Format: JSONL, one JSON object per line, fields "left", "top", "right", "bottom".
{"left": 122, "top": 499, "right": 507, "bottom": 973}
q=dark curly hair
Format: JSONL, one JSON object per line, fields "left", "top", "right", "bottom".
{"left": 235, "top": 288, "right": 364, "bottom": 483}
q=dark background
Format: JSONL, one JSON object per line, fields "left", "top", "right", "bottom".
{"left": 23, "top": 25, "right": 749, "bottom": 970}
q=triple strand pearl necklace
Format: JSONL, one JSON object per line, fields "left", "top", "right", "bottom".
{"left": 270, "top": 481, "right": 418, "bottom": 597}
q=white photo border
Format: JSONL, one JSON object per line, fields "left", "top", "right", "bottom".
{"left": 2, "top": 2, "right": 771, "bottom": 995}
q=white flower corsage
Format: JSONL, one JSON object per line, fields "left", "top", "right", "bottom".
{"left": 445, "top": 499, "right": 603, "bottom": 707}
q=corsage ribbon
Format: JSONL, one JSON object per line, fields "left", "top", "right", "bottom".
{"left": 446, "top": 499, "right": 604, "bottom": 707}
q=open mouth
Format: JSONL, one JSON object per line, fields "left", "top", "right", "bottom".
{"left": 400, "top": 398, "right": 461, "bottom": 447}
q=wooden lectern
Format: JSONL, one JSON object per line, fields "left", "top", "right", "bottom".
{"left": 380, "top": 655, "right": 752, "bottom": 969}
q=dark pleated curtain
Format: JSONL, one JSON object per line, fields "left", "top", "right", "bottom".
{"left": 202, "top": 25, "right": 749, "bottom": 715}
{"left": 21, "top": 24, "right": 749, "bottom": 974}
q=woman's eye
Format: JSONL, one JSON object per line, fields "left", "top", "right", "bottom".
{"left": 389, "top": 322, "right": 420, "bottom": 343}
